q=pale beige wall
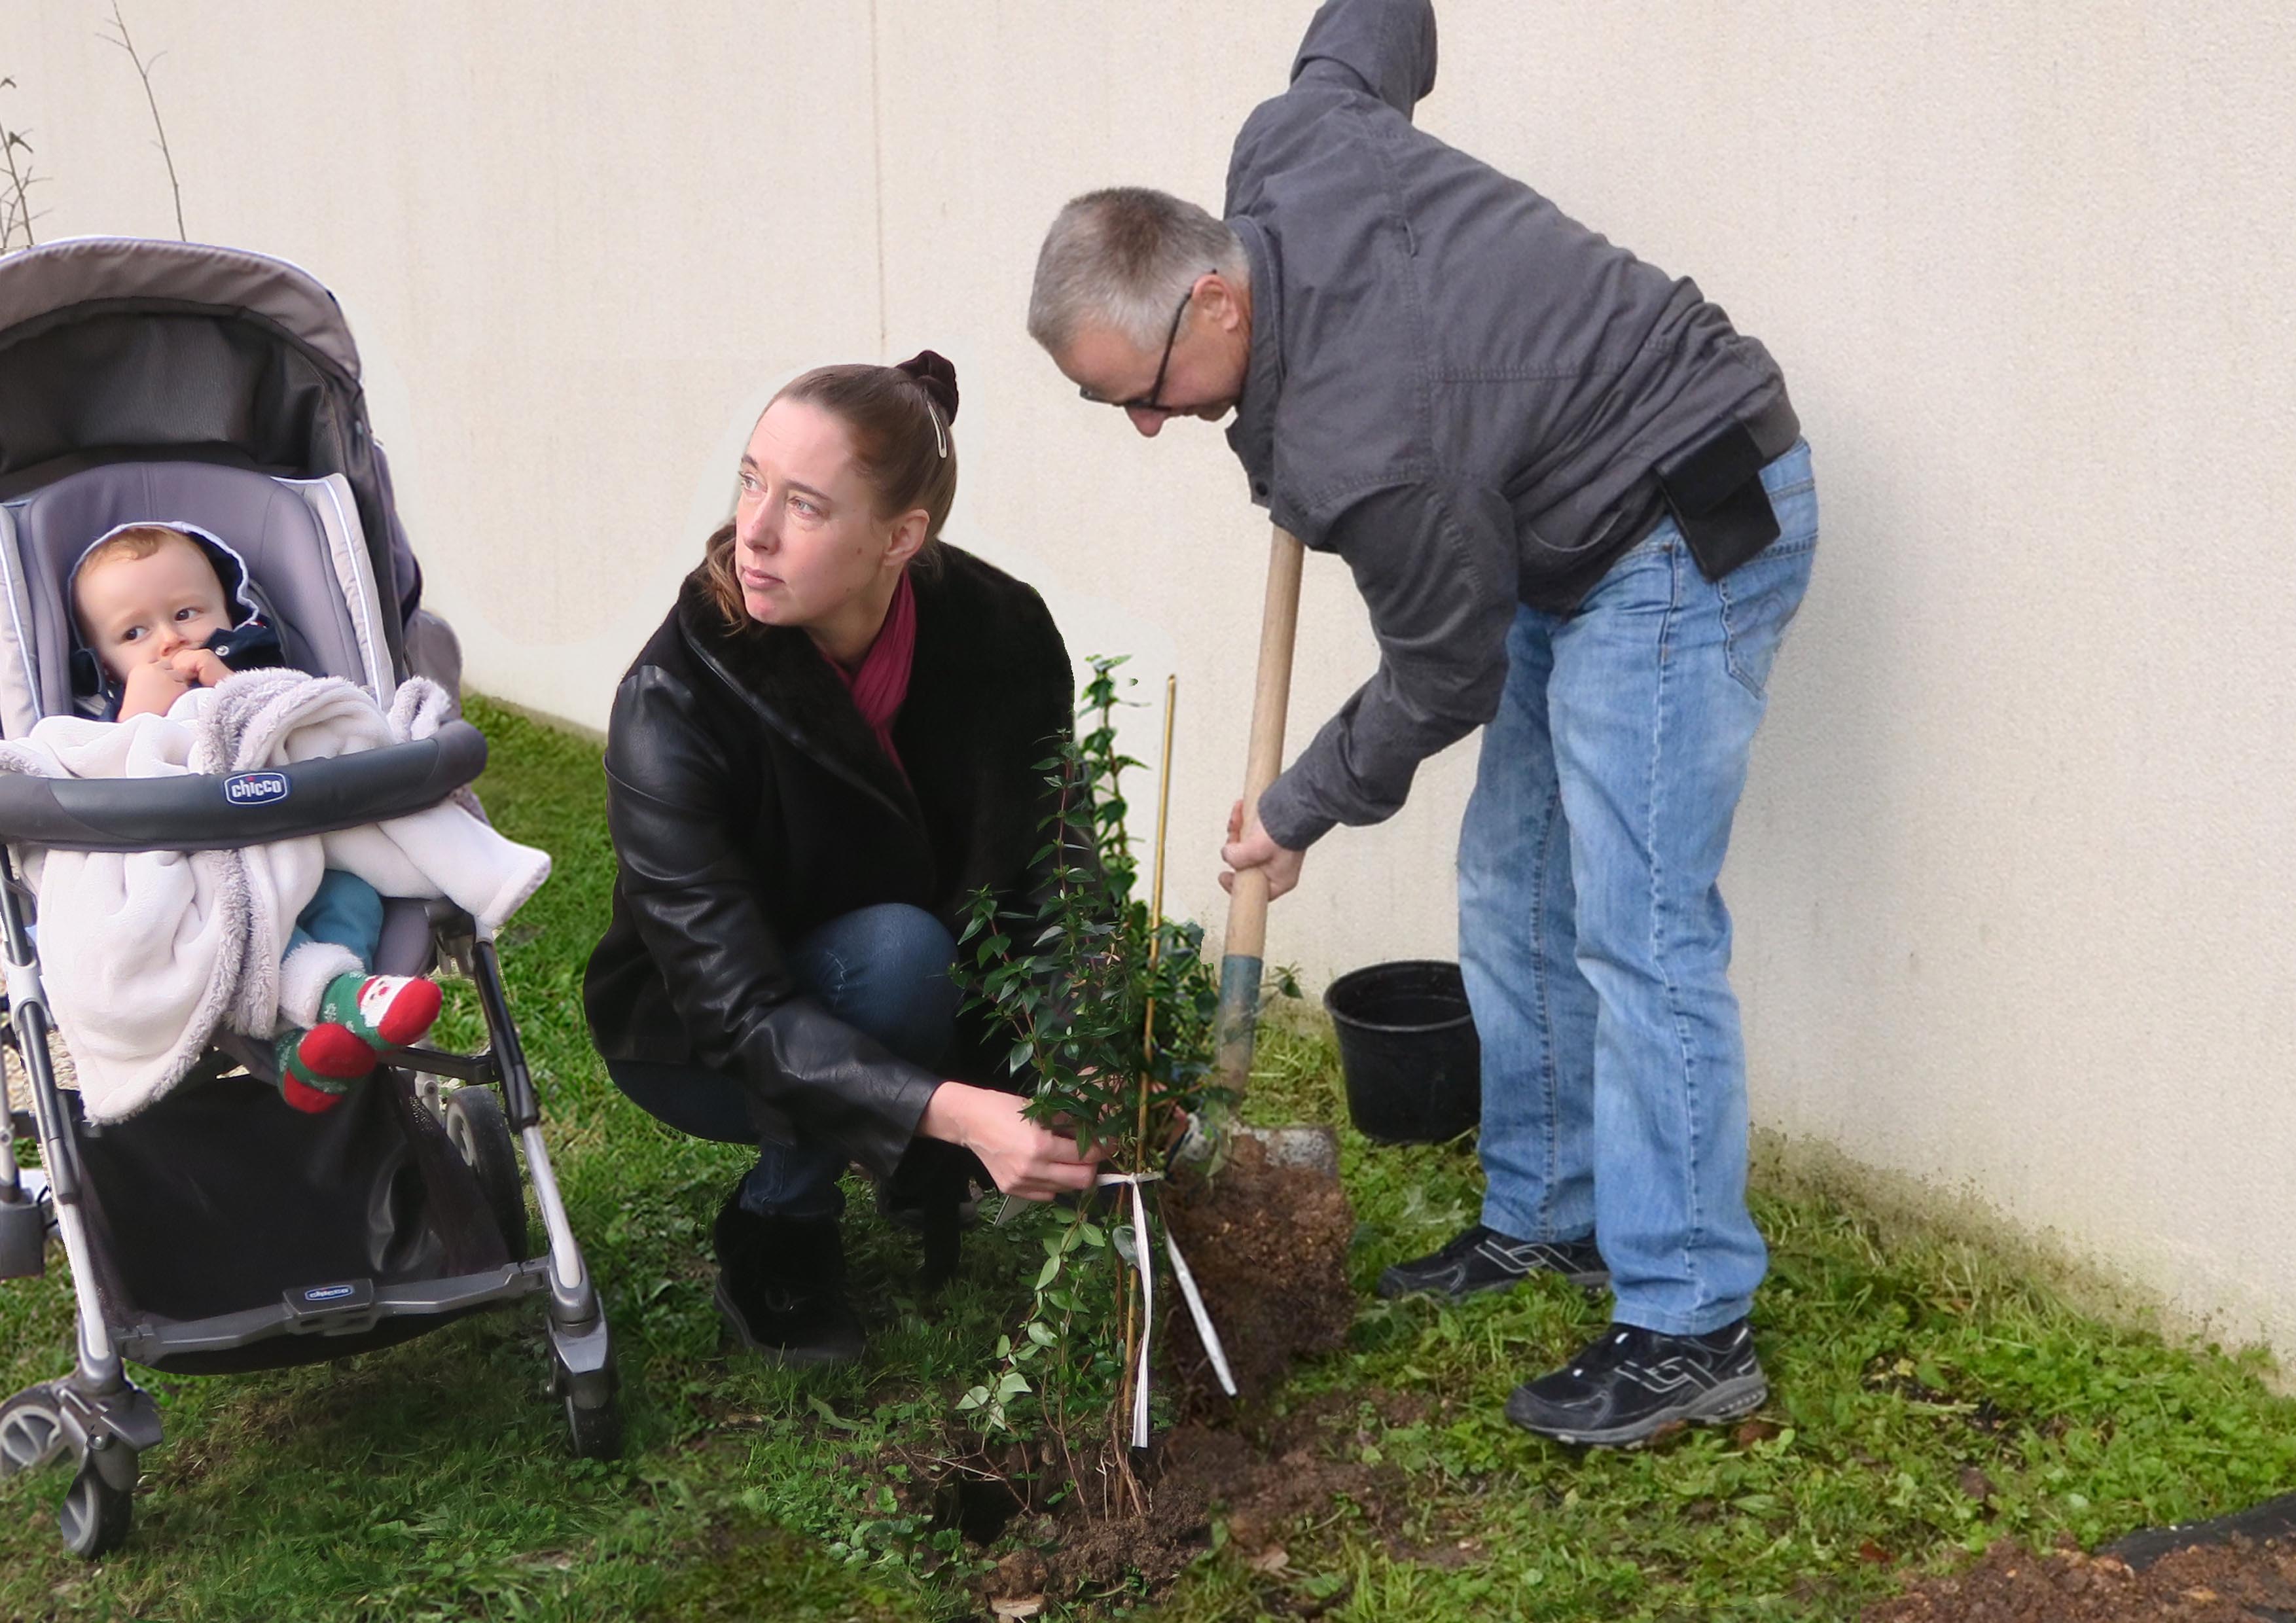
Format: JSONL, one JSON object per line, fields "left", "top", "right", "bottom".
{"left": 7, "top": 3, "right": 2296, "bottom": 1357}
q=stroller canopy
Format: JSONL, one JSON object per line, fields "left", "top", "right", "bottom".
{"left": 0, "top": 238, "right": 418, "bottom": 662}
{"left": 0, "top": 237, "right": 363, "bottom": 380}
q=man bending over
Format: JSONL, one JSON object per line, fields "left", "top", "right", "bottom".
{"left": 1028, "top": 0, "right": 1818, "bottom": 1447}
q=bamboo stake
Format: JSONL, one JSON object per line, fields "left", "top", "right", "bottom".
{"left": 1137, "top": 673, "right": 1177, "bottom": 1150}
{"left": 1114, "top": 675, "right": 1177, "bottom": 1510}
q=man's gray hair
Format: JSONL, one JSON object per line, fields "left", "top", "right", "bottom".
{"left": 1027, "top": 187, "right": 1249, "bottom": 355}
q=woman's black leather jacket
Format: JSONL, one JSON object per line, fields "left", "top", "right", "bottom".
{"left": 583, "top": 544, "right": 1075, "bottom": 1177}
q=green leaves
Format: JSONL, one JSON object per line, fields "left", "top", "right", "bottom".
{"left": 952, "top": 656, "right": 1227, "bottom": 1154}
{"left": 943, "top": 656, "right": 1240, "bottom": 1469}
{"left": 804, "top": 1395, "right": 862, "bottom": 1433}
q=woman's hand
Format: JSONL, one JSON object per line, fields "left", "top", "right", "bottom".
{"left": 919, "top": 1082, "right": 1103, "bottom": 1201}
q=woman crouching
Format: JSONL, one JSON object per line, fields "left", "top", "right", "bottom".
{"left": 584, "top": 353, "right": 1102, "bottom": 1364}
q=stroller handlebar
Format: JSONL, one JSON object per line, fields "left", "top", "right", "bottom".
{"left": 0, "top": 719, "right": 488, "bottom": 853}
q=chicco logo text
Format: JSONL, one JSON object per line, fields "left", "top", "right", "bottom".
{"left": 223, "top": 771, "right": 290, "bottom": 807}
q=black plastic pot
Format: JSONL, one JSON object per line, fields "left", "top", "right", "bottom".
{"left": 1323, "top": 960, "right": 1480, "bottom": 1145}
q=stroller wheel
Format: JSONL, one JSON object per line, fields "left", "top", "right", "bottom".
{"left": 59, "top": 1450, "right": 134, "bottom": 1560}
{"left": 564, "top": 1388, "right": 624, "bottom": 1461}
{"left": 443, "top": 1086, "right": 529, "bottom": 1259}
{"left": 553, "top": 1351, "right": 624, "bottom": 1461}
{"left": 0, "top": 1386, "right": 67, "bottom": 1476}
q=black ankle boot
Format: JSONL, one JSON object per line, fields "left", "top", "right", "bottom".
{"left": 876, "top": 1140, "right": 983, "bottom": 1291}
{"left": 710, "top": 1186, "right": 866, "bottom": 1366}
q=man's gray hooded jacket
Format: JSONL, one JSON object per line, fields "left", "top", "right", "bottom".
{"left": 1228, "top": 0, "right": 1801, "bottom": 849}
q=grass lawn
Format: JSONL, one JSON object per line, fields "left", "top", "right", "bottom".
{"left": 1, "top": 695, "right": 2291, "bottom": 1620}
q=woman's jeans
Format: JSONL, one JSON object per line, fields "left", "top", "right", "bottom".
{"left": 607, "top": 903, "right": 960, "bottom": 1221}
{"left": 1458, "top": 442, "right": 1818, "bottom": 1337}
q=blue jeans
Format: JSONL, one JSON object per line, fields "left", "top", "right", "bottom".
{"left": 1458, "top": 442, "right": 1818, "bottom": 1336}
{"left": 607, "top": 903, "right": 961, "bottom": 1221}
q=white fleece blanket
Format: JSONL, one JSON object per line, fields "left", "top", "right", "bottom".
{"left": 0, "top": 671, "right": 550, "bottom": 1122}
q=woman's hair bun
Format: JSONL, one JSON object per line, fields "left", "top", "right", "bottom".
{"left": 894, "top": 349, "right": 960, "bottom": 426}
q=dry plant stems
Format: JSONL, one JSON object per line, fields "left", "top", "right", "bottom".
{"left": 952, "top": 658, "right": 1227, "bottom": 1519}
{"left": 100, "top": 3, "right": 184, "bottom": 241}
{"left": 0, "top": 79, "right": 42, "bottom": 253}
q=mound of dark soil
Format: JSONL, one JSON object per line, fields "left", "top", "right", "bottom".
{"left": 1867, "top": 1533, "right": 2296, "bottom": 1622}
{"left": 1158, "top": 1132, "right": 1355, "bottom": 1409}
{"left": 985, "top": 1391, "right": 1424, "bottom": 1611}
{"left": 925, "top": 1139, "right": 1369, "bottom": 1617}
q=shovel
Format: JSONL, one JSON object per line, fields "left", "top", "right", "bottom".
{"left": 1204, "top": 525, "right": 1337, "bottom": 1180}
{"left": 1151, "top": 524, "right": 1353, "bottom": 1406}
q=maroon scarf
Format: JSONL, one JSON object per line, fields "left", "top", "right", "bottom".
{"left": 828, "top": 570, "right": 917, "bottom": 779}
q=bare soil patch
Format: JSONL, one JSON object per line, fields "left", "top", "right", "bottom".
{"left": 1869, "top": 1533, "right": 2296, "bottom": 1622}
{"left": 956, "top": 1391, "right": 1416, "bottom": 1618}
{"left": 1160, "top": 1132, "right": 1356, "bottom": 1410}
{"left": 917, "top": 1133, "right": 1368, "bottom": 1615}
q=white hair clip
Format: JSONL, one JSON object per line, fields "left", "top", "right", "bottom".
{"left": 925, "top": 398, "right": 947, "bottom": 459}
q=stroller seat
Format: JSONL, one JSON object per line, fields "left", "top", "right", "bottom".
{"left": 0, "top": 239, "right": 619, "bottom": 1561}
{"left": 0, "top": 459, "right": 401, "bottom": 729}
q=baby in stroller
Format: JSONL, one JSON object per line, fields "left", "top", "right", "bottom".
{"left": 0, "top": 236, "right": 619, "bottom": 1563}
{"left": 67, "top": 520, "right": 444, "bottom": 1111}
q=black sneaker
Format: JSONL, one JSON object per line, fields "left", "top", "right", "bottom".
{"left": 1376, "top": 1223, "right": 1609, "bottom": 1301}
{"left": 1504, "top": 1318, "right": 1768, "bottom": 1448}
{"left": 711, "top": 1186, "right": 867, "bottom": 1366}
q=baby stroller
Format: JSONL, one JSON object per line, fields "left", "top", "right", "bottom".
{"left": 0, "top": 238, "right": 619, "bottom": 1557}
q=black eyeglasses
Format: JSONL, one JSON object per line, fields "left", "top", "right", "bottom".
{"left": 1079, "top": 275, "right": 1207, "bottom": 414}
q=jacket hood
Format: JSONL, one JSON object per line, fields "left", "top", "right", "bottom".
{"left": 1292, "top": 0, "right": 1437, "bottom": 116}
{"left": 67, "top": 520, "right": 276, "bottom": 714}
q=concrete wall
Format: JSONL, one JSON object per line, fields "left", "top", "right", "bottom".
{"left": 6, "top": 3, "right": 2295, "bottom": 1356}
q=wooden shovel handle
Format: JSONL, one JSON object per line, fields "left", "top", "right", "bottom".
{"left": 1212, "top": 525, "right": 1307, "bottom": 1099}
{"left": 1223, "top": 526, "right": 1307, "bottom": 963}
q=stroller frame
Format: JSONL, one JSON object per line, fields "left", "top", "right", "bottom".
{"left": 0, "top": 734, "right": 620, "bottom": 1558}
